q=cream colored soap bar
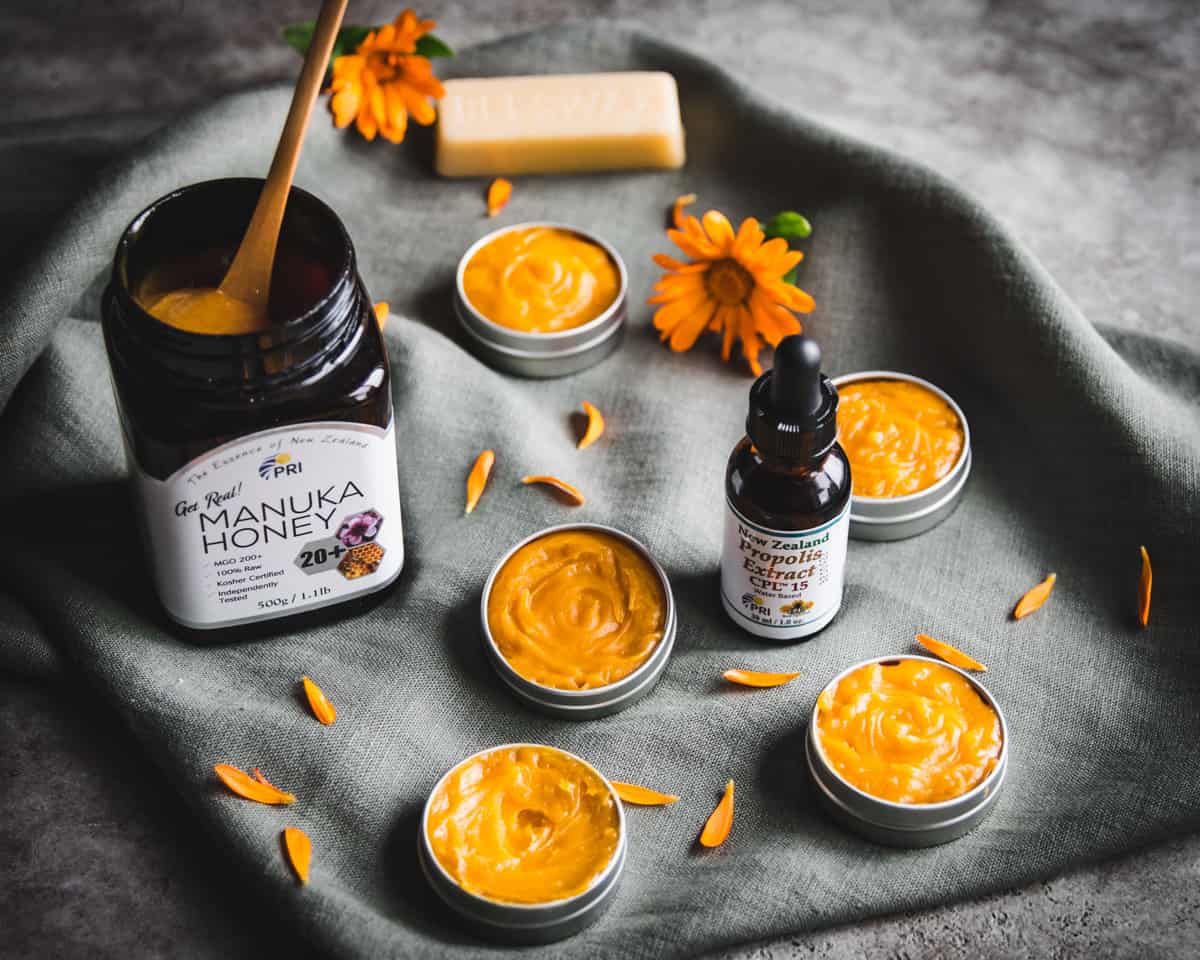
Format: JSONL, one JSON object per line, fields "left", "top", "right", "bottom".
{"left": 435, "top": 72, "right": 686, "bottom": 177}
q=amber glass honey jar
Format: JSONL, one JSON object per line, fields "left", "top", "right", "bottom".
{"left": 102, "top": 178, "right": 403, "bottom": 631}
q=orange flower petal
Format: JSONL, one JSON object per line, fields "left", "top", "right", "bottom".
{"left": 380, "top": 120, "right": 407, "bottom": 148}
{"left": 667, "top": 301, "right": 717, "bottom": 353}
{"left": 331, "top": 54, "right": 364, "bottom": 82}
{"left": 915, "top": 633, "right": 987, "bottom": 672}
{"left": 749, "top": 289, "right": 802, "bottom": 345}
{"left": 652, "top": 271, "right": 708, "bottom": 292}
{"left": 373, "top": 301, "right": 389, "bottom": 329}
{"left": 651, "top": 252, "right": 708, "bottom": 273}
{"left": 577, "top": 401, "right": 605, "bottom": 450}
{"left": 330, "top": 88, "right": 360, "bottom": 128}
{"left": 701, "top": 210, "right": 735, "bottom": 252}
{"left": 1013, "top": 573, "right": 1057, "bottom": 619}
{"left": 761, "top": 279, "right": 816, "bottom": 313}
{"left": 651, "top": 291, "right": 713, "bottom": 338}
{"left": 737, "top": 309, "right": 765, "bottom": 375}
{"left": 383, "top": 83, "right": 408, "bottom": 133}
{"left": 755, "top": 248, "right": 804, "bottom": 278}
{"left": 732, "top": 217, "right": 765, "bottom": 260}
{"left": 647, "top": 275, "right": 707, "bottom": 304}
{"left": 707, "top": 302, "right": 727, "bottom": 333}
{"left": 368, "top": 82, "right": 387, "bottom": 128}
{"left": 667, "top": 227, "right": 720, "bottom": 261}
{"left": 521, "top": 475, "right": 585, "bottom": 506}
{"left": 699, "top": 780, "right": 734, "bottom": 847}
{"left": 355, "top": 108, "right": 378, "bottom": 141}
{"left": 672, "top": 193, "right": 697, "bottom": 229}
{"left": 486, "top": 178, "right": 512, "bottom": 218}
{"left": 214, "top": 764, "right": 296, "bottom": 805}
{"left": 748, "top": 236, "right": 791, "bottom": 270}
{"left": 465, "top": 450, "right": 495, "bottom": 514}
{"left": 251, "top": 767, "right": 276, "bottom": 788}
{"left": 283, "top": 826, "right": 312, "bottom": 885}
{"left": 708, "top": 304, "right": 732, "bottom": 358}
{"left": 1138, "top": 545, "right": 1152, "bottom": 629}
{"left": 610, "top": 781, "right": 680, "bottom": 805}
{"left": 302, "top": 676, "right": 337, "bottom": 725}
{"left": 395, "top": 79, "right": 438, "bottom": 125}
{"left": 722, "top": 668, "right": 802, "bottom": 688}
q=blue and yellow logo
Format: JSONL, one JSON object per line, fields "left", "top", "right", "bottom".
{"left": 259, "top": 452, "right": 302, "bottom": 479}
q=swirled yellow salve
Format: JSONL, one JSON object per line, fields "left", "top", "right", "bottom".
{"left": 836, "top": 379, "right": 964, "bottom": 498}
{"left": 426, "top": 745, "right": 620, "bottom": 904}
{"left": 463, "top": 227, "right": 620, "bottom": 333}
{"left": 815, "top": 659, "right": 1002, "bottom": 804}
{"left": 487, "top": 530, "right": 666, "bottom": 690}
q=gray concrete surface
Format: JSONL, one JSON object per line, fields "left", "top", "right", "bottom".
{"left": 1, "top": 1, "right": 1198, "bottom": 957}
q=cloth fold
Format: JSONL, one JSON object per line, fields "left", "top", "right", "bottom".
{"left": 2, "top": 23, "right": 1198, "bottom": 960}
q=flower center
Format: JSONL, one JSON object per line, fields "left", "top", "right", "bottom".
{"left": 705, "top": 259, "right": 754, "bottom": 306}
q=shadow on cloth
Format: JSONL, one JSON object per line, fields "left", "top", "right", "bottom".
{"left": 381, "top": 801, "right": 484, "bottom": 948}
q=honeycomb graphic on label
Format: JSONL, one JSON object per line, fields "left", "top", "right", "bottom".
{"left": 338, "top": 542, "right": 386, "bottom": 580}
{"left": 779, "top": 598, "right": 815, "bottom": 616}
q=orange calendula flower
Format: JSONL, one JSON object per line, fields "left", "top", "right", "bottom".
{"left": 329, "top": 11, "right": 446, "bottom": 143}
{"left": 649, "top": 194, "right": 815, "bottom": 375}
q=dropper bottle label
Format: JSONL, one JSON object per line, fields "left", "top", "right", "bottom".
{"left": 721, "top": 499, "right": 850, "bottom": 637}
{"left": 719, "top": 334, "right": 852, "bottom": 639}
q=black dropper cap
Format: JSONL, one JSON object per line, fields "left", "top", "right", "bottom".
{"left": 746, "top": 334, "right": 839, "bottom": 460}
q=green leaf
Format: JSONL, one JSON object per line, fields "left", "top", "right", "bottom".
{"left": 281, "top": 21, "right": 375, "bottom": 76}
{"left": 762, "top": 211, "right": 812, "bottom": 241}
{"left": 415, "top": 34, "right": 455, "bottom": 58}
{"left": 782, "top": 267, "right": 798, "bottom": 285}
{"left": 282, "top": 21, "right": 316, "bottom": 56}
{"left": 335, "top": 25, "right": 374, "bottom": 59}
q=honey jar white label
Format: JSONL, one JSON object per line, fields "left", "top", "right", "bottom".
{"left": 720, "top": 499, "right": 850, "bottom": 639}
{"left": 128, "top": 420, "right": 403, "bottom": 629}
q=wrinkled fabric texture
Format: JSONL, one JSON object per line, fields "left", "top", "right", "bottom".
{"left": 1, "top": 23, "right": 1198, "bottom": 960}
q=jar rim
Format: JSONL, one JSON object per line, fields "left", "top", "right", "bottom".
{"left": 112, "top": 177, "right": 355, "bottom": 343}
{"left": 104, "top": 178, "right": 363, "bottom": 390}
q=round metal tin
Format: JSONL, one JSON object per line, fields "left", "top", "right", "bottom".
{"left": 806, "top": 654, "right": 1008, "bottom": 847}
{"left": 831, "top": 371, "right": 972, "bottom": 541}
{"left": 419, "top": 743, "right": 627, "bottom": 944}
{"left": 454, "top": 221, "right": 628, "bottom": 378}
{"left": 481, "top": 523, "right": 676, "bottom": 719}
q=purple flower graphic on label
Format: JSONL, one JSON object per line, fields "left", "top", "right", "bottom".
{"left": 336, "top": 509, "right": 383, "bottom": 547}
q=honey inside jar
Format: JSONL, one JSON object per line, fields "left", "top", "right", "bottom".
{"left": 426, "top": 745, "right": 620, "bottom": 904}
{"left": 815, "top": 658, "right": 1002, "bottom": 804}
{"left": 135, "top": 248, "right": 333, "bottom": 335}
{"left": 836, "top": 379, "right": 964, "bottom": 498}
{"left": 487, "top": 529, "right": 666, "bottom": 691}
{"left": 463, "top": 226, "right": 620, "bottom": 333}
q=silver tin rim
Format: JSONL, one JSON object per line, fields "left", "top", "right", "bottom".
{"left": 454, "top": 221, "right": 628, "bottom": 378}
{"left": 832, "top": 371, "right": 972, "bottom": 541}
{"left": 419, "top": 743, "right": 627, "bottom": 943}
{"left": 480, "top": 523, "right": 677, "bottom": 719}
{"left": 807, "top": 654, "right": 1009, "bottom": 846}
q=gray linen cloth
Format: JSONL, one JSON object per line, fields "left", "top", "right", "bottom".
{"left": 2, "top": 23, "right": 1198, "bottom": 959}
